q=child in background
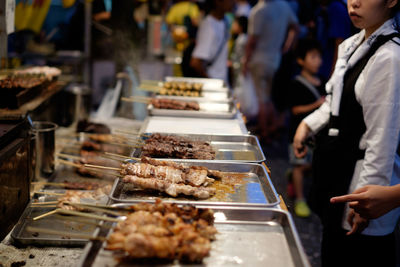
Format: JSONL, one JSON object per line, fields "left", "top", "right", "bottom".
{"left": 231, "top": 16, "right": 248, "bottom": 75}
{"left": 287, "top": 38, "right": 325, "bottom": 217}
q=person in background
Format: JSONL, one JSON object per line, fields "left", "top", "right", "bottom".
{"left": 293, "top": 0, "right": 400, "bottom": 263}
{"left": 287, "top": 38, "right": 325, "bottom": 218}
{"left": 243, "top": 0, "right": 298, "bottom": 141}
{"left": 315, "top": 0, "right": 353, "bottom": 80}
{"left": 166, "top": 0, "right": 201, "bottom": 27}
{"left": 190, "top": 0, "right": 234, "bottom": 81}
{"left": 231, "top": 16, "right": 248, "bottom": 70}
{"left": 235, "top": 0, "right": 251, "bottom": 17}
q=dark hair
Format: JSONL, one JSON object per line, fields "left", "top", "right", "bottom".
{"left": 204, "top": 0, "right": 216, "bottom": 14}
{"left": 295, "top": 38, "right": 322, "bottom": 60}
{"left": 235, "top": 16, "right": 248, "bottom": 34}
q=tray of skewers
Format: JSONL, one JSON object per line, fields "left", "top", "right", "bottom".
{"left": 78, "top": 201, "right": 310, "bottom": 267}
{"left": 122, "top": 96, "right": 238, "bottom": 119}
{"left": 130, "top": 133, "right": 265, "bottom": 163}
{"left": 139, "top": 79, "right": 232, "bottom": 101}
{"left": 10, "top": 183, "right": 112, "bottom": 246}
{"left": 102, "top": 156, "right": 278, "bottom": 207}
{"left": 0, "top": 66, "right": 61, "bottom": 109}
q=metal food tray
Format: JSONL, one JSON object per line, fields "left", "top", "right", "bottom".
{"left": 133, "top": 133, "right": 266, "bottom": 163}
{"left": 156, "top": 90, "right": 232, "bottom": 102}
{"left": 78, "top": 205, "right": 310, "bottom": 267}
{"left": 147, "top": 100, "right": 237, "bottom": 119}
{"left": 10, "top": 190, "right": 110, "bottom": 247}
{"left": 109, "top": 160, "right": 279, "bottom": 207}
{"left": 165, "top": 76, "right": 226, "bottom": 91}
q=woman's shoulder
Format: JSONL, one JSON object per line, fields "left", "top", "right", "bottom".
{"left": 374, "top": 36, "right": 400, "bottom": 63}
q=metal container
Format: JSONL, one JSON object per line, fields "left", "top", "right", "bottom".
{"left": 31, "top": 121, "right": 58, "bottom": 179}
{"left": 78, "top": 205, "right": 310, "bottom": 267}
{"left": 133, "top": 133, "right": 266, "bottom": 163}
{"left": 63, "top": 84, "right": 91, "bottom": 127}
{"left": 109, "top": 161, "right": 279, "bottom": 207}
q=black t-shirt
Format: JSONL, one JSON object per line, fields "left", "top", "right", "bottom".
{"left": 288, "top": 75, "right": 326, "bottom": 141}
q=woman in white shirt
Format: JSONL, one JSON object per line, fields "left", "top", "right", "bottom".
{"left": 293, "top": 0, "right": 400, "bottom": 265}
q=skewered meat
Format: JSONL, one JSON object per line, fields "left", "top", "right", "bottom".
{"left": 14, "top": 66, "right": 61, "bottom": 80}
{"left": 80, "top": 140, "right": 126, "bottom": 155}
{"left": 0, "top": 76, "right": 45, "bottom": 90}
{"left": 130, "top": 200, "right": 215, "bottom": 225}
{"left": 61, "top": 181, "right": 101, "bottom": 190}
{"left": 121, "top": 162, "right": 185, "bottom": 184}
{"left": 56, "top": 185, "right": 111, "bottom": 210}
{"left": 77, "top": 120, "right": 111, "bottom": 134}
{"left": 123, "top": 176, "right": 216, "bottom": 199}
{"left": 159, "top": 82, "right": 202, "bottom": 97}
{"left": 151, "top": 98, "right": 200, "bottom": 111}
{"left": 141, "top": 156, "right": 222, "bottom": 180}
{"left": 142, "top": 134, "right": 215, "bottom": 160}
{"left": 106, "top": 200, "right": 216, "bottom": 263}
{"left": 120, "top": 161, "right": 214, "bottom": 187}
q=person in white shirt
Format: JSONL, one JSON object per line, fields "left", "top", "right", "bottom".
{"left": 293, "top": 0, "right": 400, "bottom": 265}
{"left": 243, "top": 0, "right": 298, "bottom": 140}
{"left": 190, "top": 0, "right": 234, "bottom": 82}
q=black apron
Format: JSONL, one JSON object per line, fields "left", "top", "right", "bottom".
{"left": 309, "top": 33, "right": 400, "bottom": 229}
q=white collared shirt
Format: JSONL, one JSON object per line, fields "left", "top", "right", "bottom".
{"left": 303, "top": 19, "right": 400, "bottom": 235}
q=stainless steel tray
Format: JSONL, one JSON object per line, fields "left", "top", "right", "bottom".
{"left": 109, "top": 161, "right": 279, "bottom": 207}
{"left": 148, "top": 101, "right": 237, "bottom": 119}
{"left": 165, "top": 76, "right": 226, "bottom": 91}
{"left": 156, "top": 90, "right": 232, "bottom": 102}
{"left": 78, "top": 205, "right": 310, "bottom": 267}
{"left": 133, "top": 133, "right": 266, "bottom": 163}
{"left": 10, "top": 190, "right": 110, "bottom": 247}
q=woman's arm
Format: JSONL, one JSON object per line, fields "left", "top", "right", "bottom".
{"left": 291, "top": 97, "right": 325, "bottom": 116}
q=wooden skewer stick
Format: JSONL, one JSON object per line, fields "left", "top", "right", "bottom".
{"left": 31, "top": 205, "right": 57, "bottom": 208}
{"left": 98, "top": 153, "right": 125, "bottom": 163}
{"left": 111, "top": 134, "right": 143, "bottom": 145}
{"left": 53, "top": 214, "right": 113, "bottom": 229}
{"left": 33, "top": 209, "right": 58, "bottom": 220}
{"left": 26, "top": 226, "right": 106, "bottom": 241}
{"left": 32, "top": 182, "right": 67, "bottom": 187}
{"left": 84, "top": 164, "right": 122, "bottom": 172}
{"left": 31, "top": 201, "right": 59, "bottom": 205}
{"left": 34, "top": 191, "right": 65, "bottom": 196}
{"left": 58, "top": 159, "right": 82, "bottom": 168}
{"left": 141, "top": 79, "right": 162, "bottom": 85}
{"left": 137, "top": 86, "right": 161, "bottom": 92}
{"left": 65, "top": 202, "right": 123, "bottom": 217}
{"left": 104, "top": 152, "right": 140, "bottom": 161}
{"left": 121, "top": 97, "right": 150, "bottom": 104}
{"left": 114, "top": 129, "right": 140, "bottom": 135}
{"left": 57, "top": 209, "right": 122, "bottom": 222}
{"left": 58, "top": 159, "right": 122, "bottom": 178}
{"left": 57, "top": 153, "right": 81, "bottom": 161}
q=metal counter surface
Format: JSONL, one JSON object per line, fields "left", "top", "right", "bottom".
{"left": 140, "top": 114, "right": 248, "bottom": 135}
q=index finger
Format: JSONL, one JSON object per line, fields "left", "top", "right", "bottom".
{"left": 330, "top": 193, "right": 366, "bottom": 203}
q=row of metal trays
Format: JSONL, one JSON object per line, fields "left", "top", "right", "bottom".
{"left": 144, "top": 77, "right": 237, "bottom": 119}
{"left": 11, "top": 159, "right": 310, "bottom": 266}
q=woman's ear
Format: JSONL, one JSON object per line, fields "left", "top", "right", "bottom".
{"left": 297, "top": 58, "right": 304, "bottom": 67}
{"left": 387, "top": 0, "right": 398, "bottom": 9}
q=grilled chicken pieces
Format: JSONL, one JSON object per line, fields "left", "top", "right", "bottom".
{"left": 106, "top": 200, "right": 217, "bottom": 263}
